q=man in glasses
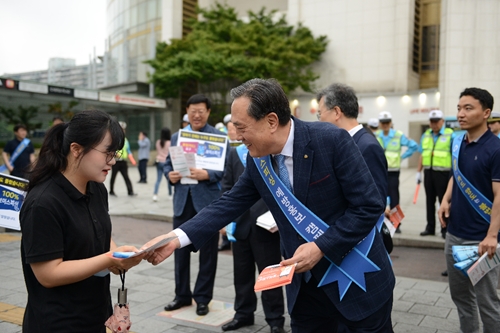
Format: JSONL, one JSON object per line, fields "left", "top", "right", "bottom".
{"left": 417, "top": 110, "right": 455, "bottom": 239}
{"left": 163, "top": 94, "right": 229, "bottom": 316}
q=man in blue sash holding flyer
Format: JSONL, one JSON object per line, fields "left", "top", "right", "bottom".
{"left": 1, "top": 124, "right": 35, "bottom": 178}
{"left": 438, "top": 87, "right": 500, "bottom": 333}
{"left": 144, "top": 79, "right": 395, "bottom": 332}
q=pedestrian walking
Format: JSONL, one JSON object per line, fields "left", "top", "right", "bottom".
{"left": 153, "top": 127, "right": 172, "bottom": 201}
{"left": 109, "top": 122, "right": 136, "bottom": 196}
{"left": 137, "top": 131, "right": 150, "bottom": 183}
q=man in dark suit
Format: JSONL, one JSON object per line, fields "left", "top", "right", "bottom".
{"left": 147, "top": 79, "right": 395, "bottom": 332}
{"left": 220, "top": 142, "right": 285, "bottom": 333}
{"left": 163, "top": 94, "right": 228, "bottom": 316}
{"left": 316, "top": 83, "right": 392, "bottom": 253}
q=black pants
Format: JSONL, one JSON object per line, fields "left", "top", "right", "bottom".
{"left": 138, "top": 159, "right": 148, "bottom": 182}
{"left": 291, "top": 276, "right": 393, "bottom": 332}
{"left": 387, "top": 171, "right": 400, "bottom": 209}
{"left": 109, "top": 160, "right": 133, "bottom": 195}
{"left": 423, "top": 169, "right": 450, "bottom": 235}
{"left": 173, "top": 193, "right": 219, "bottom": 304}
{"left": 232, "top": 229, "right": 285, "bottom": 327}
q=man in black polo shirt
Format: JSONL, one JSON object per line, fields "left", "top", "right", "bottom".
{"left": 2, "top": 124, "right": 35, "bottom": 179}
{"left": 438, "top": 87, "right": 500, "bottom": 333}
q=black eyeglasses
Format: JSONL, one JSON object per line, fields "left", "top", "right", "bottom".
{"left": 92, "top": 148, "right": 122, "bottom": 163}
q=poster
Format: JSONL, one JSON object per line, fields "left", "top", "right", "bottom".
{"left": 177, "top": 130, "right": 228, "bottom": 172}
{"left": 0, "top": 174, "right": 29, "bottom": 230}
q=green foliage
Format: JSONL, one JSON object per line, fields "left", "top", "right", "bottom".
{"left": 147, "top": 2, "right": 328, "bottom": 113}
{"left": 47, "top": 100, "right": 79, "bottom": 121}
{"left": 0, "top": 105, "right": 42, "bottom": 135}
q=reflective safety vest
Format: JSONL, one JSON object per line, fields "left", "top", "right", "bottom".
{"left": 421, "top": 128, "right": 453, "bottom": 170}
{"left": 117, "top": 138, "right": 130, "bottom": 160}
{"left": 377, "top": 130, "right": 402, "bottom": 171}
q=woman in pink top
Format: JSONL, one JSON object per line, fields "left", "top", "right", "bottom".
{"left": 153, "top": 127, "right": 171, "bottom": 201}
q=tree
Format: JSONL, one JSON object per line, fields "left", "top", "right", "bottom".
{"left": 0, "top": 105, "right": 42, "bottom": 135}
{"left": 47, "top": 100, "right": 79, "bottom": 121}
{"left": 147, "top": 3, "right": 328, "bottom": 119}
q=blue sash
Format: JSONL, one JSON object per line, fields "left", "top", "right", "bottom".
{"left": 236, "top": 144, "right": 247, "bottom": 167}
{"left": 225, "top": 144, "right": 248, "bottom": 242}
{"left": 452, "top": 134, "right": 491, "bottom": 223}
{"left": 254, "top": 155, "right": 381, "bottom": 300}
{"left": 0, "top": 138, "right": 31, "bottom": 173}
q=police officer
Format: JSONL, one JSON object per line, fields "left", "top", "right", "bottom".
{"left": 487, "top": 111, "right": 500, "bottom": 138}
{"left": 376, "top": 111, "right": 419, "bottom": 232}
{"left": 417, "top": 110, "right": 455, "bottom": 238}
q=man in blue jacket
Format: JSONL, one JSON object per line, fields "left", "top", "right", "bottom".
{"left": 148, "top": 79, "right": 395, "bottom": 332}
{"left": 163, "top": 94, "right": 228, "bottom": 316}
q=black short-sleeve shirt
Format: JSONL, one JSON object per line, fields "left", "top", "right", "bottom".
{"left": 20, "top": 172, "right": 112, "bottom": 333}
{"left": 3, "top": 137, "right": 35, "bottom": 178}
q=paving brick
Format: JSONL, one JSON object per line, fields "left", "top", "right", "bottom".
{"left": 409, "top": 303, "right": 451, "bottom": 318}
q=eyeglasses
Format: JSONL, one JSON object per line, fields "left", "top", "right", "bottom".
{"left": 92, "top": 148, "right": 122, "bottom": 163}
{"left": 187, "top": 109, "right": 208, "bottom": 116}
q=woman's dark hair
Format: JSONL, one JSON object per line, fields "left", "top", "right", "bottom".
{"left": 27, "top": 110, "right": 124, "bottom": 191}
{"left": 159, "top": 127, "right": 171, "bottom": 148}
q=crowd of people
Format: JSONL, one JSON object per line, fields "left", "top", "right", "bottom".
{"left": 2, "top": 79, "right": 498, "bottom": 333}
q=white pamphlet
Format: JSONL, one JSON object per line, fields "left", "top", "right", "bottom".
{"left": 181, "top": 153, "right": 198, "bottom": 184}
{"left": 256, "top": 211, "right": 278, "bottom": 233}
{"left": 383, "top": 217, "right": 396, "bottom": 237}
{"left": 169, "top": 146, "right": 198, "bottom": 184}
{"left": 467, "top": 244, "right": 500, "bottom": 286}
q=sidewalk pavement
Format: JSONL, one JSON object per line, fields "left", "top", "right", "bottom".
{"left": 0, "top": 166, "right": 467, "bottom": 333}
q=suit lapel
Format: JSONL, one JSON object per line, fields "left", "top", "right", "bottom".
{"left": 292, "top": 119, "right": 313, "bottom": 203}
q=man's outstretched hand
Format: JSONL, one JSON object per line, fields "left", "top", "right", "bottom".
{"left": 140, "top": 232, "right": 180, "bottom": 265}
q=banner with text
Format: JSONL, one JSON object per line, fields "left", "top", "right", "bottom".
{"left": 177, "top": 130, "right": 228, "bottom": 171}
{"left": 0, "top": 174, "right": 28, "bottom": 231}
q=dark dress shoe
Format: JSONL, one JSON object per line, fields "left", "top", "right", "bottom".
{"left": 218, "top": 243, "right": 231, "bottom": 251}
{"left": 164, "top": 299, "right": 191, "bottom": 311}
{"left": 222, "top": 318, "right": 254, "bottom": 331}
{"left": 420, "top": 230, "right": 435, "bottom": 236}
{"left": 270, "top": 326, "right": 286, "bottom": 333}
{"left": 196, "top": 303, "right": 209, "bottom": 316}
{"left": 441, "top": 270, "right": 448, "bottom": 277}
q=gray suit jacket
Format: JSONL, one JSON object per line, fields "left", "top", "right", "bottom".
{"left": 179, "top": 118, "right": 395, "bottom": 321}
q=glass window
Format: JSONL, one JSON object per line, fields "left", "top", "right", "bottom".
{"left": 421, "top": 25, "right": 439, "bottom": 71}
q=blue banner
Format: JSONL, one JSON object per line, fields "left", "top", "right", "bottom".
{"left": 253, "top": 155, "right": 381, "bottom": 300}
{"left": 452, "top": 135, "right": 492, "bottom": 223}
{"left": 0, "top": 185, "right": 25, "bottom": 212}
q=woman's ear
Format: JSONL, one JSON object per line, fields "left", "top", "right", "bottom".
{"left": 69, "top": 142, "right": 83, "bottom": 159}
